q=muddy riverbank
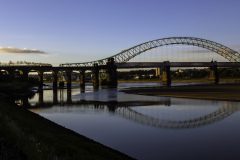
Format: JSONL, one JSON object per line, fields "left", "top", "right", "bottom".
{"left": 122, "top": 83, "right": 240, "bottom": 101}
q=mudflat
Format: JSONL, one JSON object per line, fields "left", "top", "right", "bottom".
{"left": 122, "top": 84, "right": 240, "bottom": 101}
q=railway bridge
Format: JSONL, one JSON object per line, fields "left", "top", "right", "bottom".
{"left": 1, "top": 37, "right": 240, "bottom": 91}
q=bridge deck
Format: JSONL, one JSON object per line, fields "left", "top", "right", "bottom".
{"left": 0, "top": 62, "right": 239, "bottom": 71}
{"left": 116, "top": 62, "right": 240, "bottom": 68}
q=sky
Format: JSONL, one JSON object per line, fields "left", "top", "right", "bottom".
{"left": 0, "top": 0, "right": 240, "bottom": 65}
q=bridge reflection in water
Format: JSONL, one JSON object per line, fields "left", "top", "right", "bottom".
{"left": 17, "top": 89, "right": 240, "bottom": 129}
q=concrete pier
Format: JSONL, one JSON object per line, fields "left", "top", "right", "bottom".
{"left": 38, "top": 71, "right": 44, "bottom": 90}
{"left": 106, "top": 58, "right": 118, "bottom": 88}
{"left": 66, "top": 70, "right": 72, "bottom": 90}
{"left": 92, "top": 63, "right": 99, "bottom": 90}
{"left": 209, "top": 61, "right": 219, "bottom": 84}
{"left": 161, "top": 61, "right": 171, "bottom": 87}
{"left": 52, "top": 71, "right": 58, "bottom": 89}
{"left": 79, "top": 69, "right": 85, "bottom": 92}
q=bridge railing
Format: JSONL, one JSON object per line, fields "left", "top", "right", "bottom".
{"left": 0, "top": 63, "right": 52, "bottom": 67}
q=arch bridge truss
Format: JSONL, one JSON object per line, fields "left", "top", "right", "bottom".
{"left": 60, "top": 37, "right": 240, "bottom": 67}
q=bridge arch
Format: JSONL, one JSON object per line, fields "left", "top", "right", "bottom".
{"left": 61, "top": 37, "right": 240, "bottom": 67}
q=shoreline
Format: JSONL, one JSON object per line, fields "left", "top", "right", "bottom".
{"left": 0, "top": 81, "right": 134, "bottom": 160}
{"left": 121, "top": 83, "right": 240, "bottom": 102}
{"left": 118, "top": 78, "right": 240, "bottom": 83}
{"left": 0, "top": 101, "right": 134, "bottom": 160}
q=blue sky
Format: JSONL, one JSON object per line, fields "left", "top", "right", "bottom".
{"left": 0, "top": 0, "right": 240, "bottom": 65}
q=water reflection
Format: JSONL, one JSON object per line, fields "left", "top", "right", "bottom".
{"left": 67, "top": 88, "right": 72, "bottom": 104}
{"left": 18, "top": 85, "right": 240, "bottom": 160}
{"left": 119, "top": 103, "right": 239, "bottom": 129}
{"left": 53, "top": 88, "right": 58, "bottom": 104}
{"left": 38, "top": 89, "right": 43, "bottom": 105}
{"left": 18, "top": 88, "right": 240, "bottom": 129}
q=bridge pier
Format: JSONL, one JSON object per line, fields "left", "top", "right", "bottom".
{"left": 155, "top": 68, "right": 161, "bottom": 77}
{"left": 66, "top": 70, "right": 72, "bottom": 90}
{"left": 92, "top": 63, "right": 99, "bottom": 90}
{"left": 52, "top": 71, "right": 58, "bottom": 90}
{"left": 52, "top": 70, "right": 58, "bottom": 104}
{"left": 161, "top": 61, "right": 171, "bottom": 87}
{"left": 66, "top": 70, "right": 72, "bottom": 104}
{"left": 38, "top": 71, "right": 44, "bottom": 90}
{"left": 209, "top": 61, "right": 219, "bottom": 84}
{"left": 156, "top": 67, "right": 163, "bottom": 80}
{"left": 105, "top": 58, "right": 118, "bottom": 88}
{"left": 79, "top": 69, "right": 85, "bottom": 92}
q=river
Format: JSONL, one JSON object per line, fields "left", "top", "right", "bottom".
{"left": 23, "top": 83, "right": 240, "bottom": 160}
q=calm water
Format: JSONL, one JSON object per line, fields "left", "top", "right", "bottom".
{"left": 23, "top": 83, "right": 240, "bottom": 160}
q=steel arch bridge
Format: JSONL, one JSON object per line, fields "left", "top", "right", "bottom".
{"left": 60, "top": 37, "right": 240, "bottom": 67}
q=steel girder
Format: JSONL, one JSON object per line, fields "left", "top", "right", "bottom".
{"left": 60, "top": 37, "right": 240, "bottom": 67}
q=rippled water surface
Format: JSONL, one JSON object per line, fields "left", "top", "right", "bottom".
{"left": 26, "top": 83, "right": 240, "bottom": 160}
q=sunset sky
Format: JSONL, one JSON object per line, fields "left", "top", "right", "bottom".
{"left": 0, "top": 0, "right": 240, "bottom": 65}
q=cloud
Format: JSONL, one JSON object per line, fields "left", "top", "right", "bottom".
{"left": 0, "top": 47, "right": 46, "bottom": 54}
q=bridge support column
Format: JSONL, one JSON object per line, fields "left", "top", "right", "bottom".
{"left": 38, "top": 71, "right": 44, "bottom": 90}
{"left": 52, "top": 71, "right": 58, "bottom": 90}
{"left": 79, "top": 70, "right": 85, "bottom": 92}
{"left": 105, "top": 58, "right": 118, "bottom": 88}
{"left": 156, "top": 67, "right": 163, "bottom": 80}
{"left": 66, "top": 70, "right": 72, "bottom": 104}
{"left": 92, "top": 63, "right": 99, "bottom": 90}
{"left": 161, "top": 61, "right": 171, "bottom": 87}
{"left": 66, "top": 70, "right": 72, "bottom": 90}
{"left": 209, "top": 61, "right": 219, "bottom": 84}
{"left": 52, "top": 70, "right": 58, "bottom": 104}
{"left": 155, "top": 68, "right": 161, "bottom": 77}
